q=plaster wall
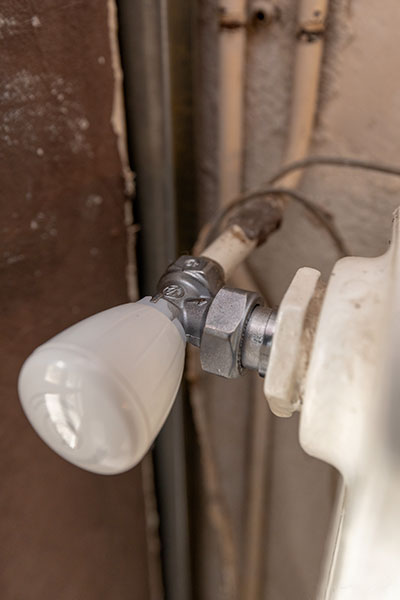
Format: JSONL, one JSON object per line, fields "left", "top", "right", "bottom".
{"left": 195, "top": 1, "right": 400, "bottom": 598}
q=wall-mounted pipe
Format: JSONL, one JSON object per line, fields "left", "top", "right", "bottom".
{"left": 187, "top": 4, "right": 249, "bottom": 598}
{"left": 193, "top": 1, "right": 330, "bottom": 598}
{"left": 208, "top": 0, "right": 329, "bottom": 271}
{"left": 218, "top": 0, "right": 247, "bottom": 207}
{"left": 277, "top": 0, "right": 329, "bottom": 188}
{"left": 117, "top": 2, "right": 191, "bottom": 599}
{"left": 242, "top": 2, "right": 330, "bottom": 599}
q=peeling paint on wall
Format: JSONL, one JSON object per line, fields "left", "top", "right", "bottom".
{"left": 0, "top": 69, "right": 92, "bottom": 157}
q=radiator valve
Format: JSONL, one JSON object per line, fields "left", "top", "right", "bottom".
{"left": 18, "top": 254, "right": 276, "bottom": 473}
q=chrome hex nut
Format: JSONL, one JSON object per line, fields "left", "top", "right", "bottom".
{"left": 200, "top": 287, "right": 261, "bottom": 378}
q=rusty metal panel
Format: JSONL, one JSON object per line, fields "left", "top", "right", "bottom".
{"left": 0, "top": 1, "right": 149, "bottom": 598}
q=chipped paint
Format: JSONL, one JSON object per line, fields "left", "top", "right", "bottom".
{"left": 106, "top": 0, "right": 134, "bottom": 197}
{"left": 28, "top": 211, "right": 58, "bottom": 239}
{"left": 3, "top": 251, "right": 25, "bottom": 265}
{"left": 0, "top": 14, "right": 18, "bottom": 38}
{"left": 86, "top": 194, "right": 103, "bottom": 207}
{"left": 0, "top": 69, "right": 93, "bottom": 157}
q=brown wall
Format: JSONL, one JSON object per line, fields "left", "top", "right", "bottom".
{"left": 0, "top": 1, "right": 149, "bottom": 598}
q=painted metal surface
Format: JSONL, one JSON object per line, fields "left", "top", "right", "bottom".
{"left": 301, "top": 209, "right": 400, "bottom": 599}
{"left": 264, "top": 266, "right": 322, "bottom": 417}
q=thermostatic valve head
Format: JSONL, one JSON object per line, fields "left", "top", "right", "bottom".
{"left": 18, "top": 301, "right": 186, "bottom": 474}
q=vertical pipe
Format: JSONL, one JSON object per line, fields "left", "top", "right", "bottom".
{"left": 279, "top": 0, "right": 329, "bottom": 188}
{"left": 117, "top": 0, "right": 176, "bottom": 287}
{"left": 186, "top": 6, "right": 249, "bottom": 598}
{"left": 241, "top": 381, "right": 274, "bottom": 600}
{"left": 168, "top": 0, "right": 199, "bottom": 253}
{"left": 117, "top": 2, "right": 191, "bottom": 599}
{"left": 218, "top": 0, "right": 247, "bottom": 206}
{"left": 242, "top": 2, "right": 329, "bottom": 599}
{"left": 216, "top": 4, "right": 254, "bottom": 598}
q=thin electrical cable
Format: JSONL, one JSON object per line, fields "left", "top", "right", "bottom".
{"left": 203, "top": 186, "right": 349, "bottom": 256}
{"left": 269, "top": 155, "right": 400, "bottom": 185}
{"left": 202, "top": 155, "right": 400, "bottom": 255}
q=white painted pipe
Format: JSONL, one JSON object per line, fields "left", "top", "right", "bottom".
{"left": 193, "top": 9, "right": 249, "bottom": 597}
{"left": 242, "top": 3, "right": 330, "bottom": 600}
{"left": 278, "top": 0, "right": 329, "bottom": 188}
{"left": 201, "top": 225, "right": 256, "bottom": 279}
{"left": 218, "top": 0, "right": 247, "bottom": 207}
{"left": 199, "top": 4, "right": 330, "bottom": 600}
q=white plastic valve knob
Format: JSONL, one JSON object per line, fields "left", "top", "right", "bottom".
{"left": 18, "top": 300, "right": 186, "bottom": 474}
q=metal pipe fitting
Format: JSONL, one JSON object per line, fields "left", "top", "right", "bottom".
{"left": 152, "top": 255, "right": 276, "bottom": 378}
{"left": 153, "top": 255, "right": 225, "bottom": 347}
{"left": 200, "top": 287, "right": 262, "bottom": 378}
{"left": 241, "top": 305, "right": 276, "bottom": 376}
